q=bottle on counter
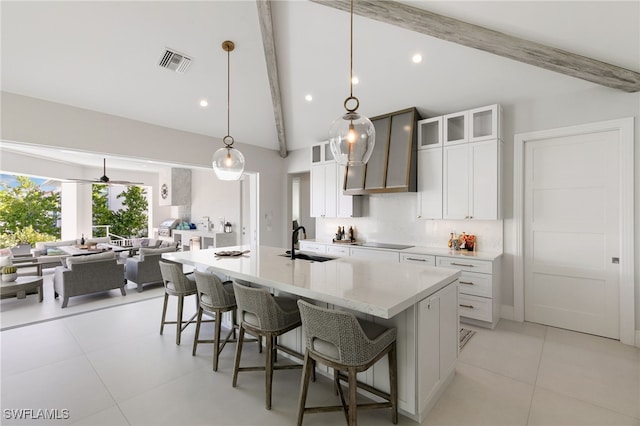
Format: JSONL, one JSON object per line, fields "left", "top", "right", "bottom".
{"left": 448, "top": 232, "right": 454, "bottom": 248}
{"left": 459, "top": 232, "right": 467, "bottom": 249}
{"left": 348, "top": 226, "right": 354, "bottom": 241}
{"left": 80, "top": 234, "right": 85, "bottom": 245}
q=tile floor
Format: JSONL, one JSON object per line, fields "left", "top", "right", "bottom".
{"left": 1, "top": 281, "right": 639, "bottom": 425}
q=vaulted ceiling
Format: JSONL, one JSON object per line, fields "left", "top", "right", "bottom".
{"left": 2, "top": 1, "right": 639, "bottom": 168}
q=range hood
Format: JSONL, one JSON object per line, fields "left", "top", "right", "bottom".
{"left": 343, "top": 107, "right": 419, "bottom": 195}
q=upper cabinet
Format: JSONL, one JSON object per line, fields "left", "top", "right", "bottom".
{"left": 443, "top": 104, "right": 501, "bottom": 145}
{"left": 310, "top": 142, "right": 362, "bottom": 218}
{"left": 418, "top": 104, "right": 502, "bottom": 220}
{"left": 344, "top": 107, "right": 420, "bottom": 195}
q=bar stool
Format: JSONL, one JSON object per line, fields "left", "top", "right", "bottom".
{"left": 192, "top": 270, "right": 237, "bottom": 371}
{"left": 296, "top": 300, "right": 398, "bottom": 426}
{"left": 159, "top": 261, "right": 198, "bottom": 345}
{"left": 232, "top": 282, "right": 303, "bottom": 410}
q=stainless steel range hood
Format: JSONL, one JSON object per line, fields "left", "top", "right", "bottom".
{"left": 343, "top": 107, "right": 419, "bottom": 195}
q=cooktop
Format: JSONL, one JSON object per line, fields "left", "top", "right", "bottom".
{"left": 358, "top": 242, "right": 414, "bottom": 250}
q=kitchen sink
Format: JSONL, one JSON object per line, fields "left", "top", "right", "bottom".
{"left": 279, "top": 253, "right": 334, "bottom": 262}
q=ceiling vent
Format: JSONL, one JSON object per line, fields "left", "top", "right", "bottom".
{"left": 158, "top": 48, "right": 192, "bottom": 74}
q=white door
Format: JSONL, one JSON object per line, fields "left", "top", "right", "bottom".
{"left": 240, "top": 173, "right": 259, "bottom": 250}
{"left": 524, "top": 130, "right": 620, "bottom": 338}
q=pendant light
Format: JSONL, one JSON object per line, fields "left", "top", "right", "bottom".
{"left": 212, "top": 40, "right": 245, "bottom": 181}
{"left": 328, "top": 0, "right": 375, "bottom": 166}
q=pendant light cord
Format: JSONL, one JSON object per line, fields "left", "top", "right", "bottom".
{"left": 222, "top": 40, "right": 234, "bottom": 147}
{"left": 349, "top": 0, "right": 353, "bottom": 99}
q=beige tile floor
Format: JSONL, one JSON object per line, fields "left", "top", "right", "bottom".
{"left": 1, "top": 280, "right": 639, "bottom": 425}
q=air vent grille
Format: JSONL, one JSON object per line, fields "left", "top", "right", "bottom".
{"left": 159, "top": 49, "right": 192, "bottom": 74}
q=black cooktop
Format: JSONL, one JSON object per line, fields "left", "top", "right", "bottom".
{"left": 358, "top": 242, "right": 414, "bottom": 250}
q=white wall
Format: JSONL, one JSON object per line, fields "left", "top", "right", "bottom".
{"left": 1, "top": 92, "right": 287, "bottom": 248}
{"left": 190, "top": 168, "right": 241, "bottom": 243}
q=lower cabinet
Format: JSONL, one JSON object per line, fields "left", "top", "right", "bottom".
{"left": 298, "top": 241, "right": 327, "bottom": 254}
{"left": 418, "top": 282, "right": 458, "bottom": 416}
{"left": 349, "top": 247, "right": 400, "bottom": 262}
{"left": 436, "top": 255, "right": 501, "bottom": 329}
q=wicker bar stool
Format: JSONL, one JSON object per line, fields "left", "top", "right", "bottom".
{"left": 296, "top": 300, "right": 398, "bottom": 426}
{"left": 232, "top": 282, "right": 303, "bottom": 410}
{"left": 159, "top": 261, "right": 199, "bottom": 345}
{"left": 192, "top": 270, "right": 238, "bottom": 371}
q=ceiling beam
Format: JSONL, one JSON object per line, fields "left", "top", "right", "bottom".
{"left": 256, "top": 0, "right": 288, "bottom": 158}
{"left": 310, "top": 0, "right": 640, "bottom": 93}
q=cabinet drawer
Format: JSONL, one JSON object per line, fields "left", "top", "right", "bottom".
{"left": 349, "top": 247, "right": 400, "bottom": 262}
{"left": 458, "top": 294, "right": 492, "bottom": 322}
{"left": 436, "top": 257, "right": 492, "bottom": 274}
{"left": 298, "top": 242, "right": 327, "bottom": 254}
{"left": 400, "top": 253, "right": 435, "bottom": 266}
{"left": 458, "top": 271, "right": 492, "bottom": 298}
{"left": 326, "top": 245, "right": 350, "bottom": 257}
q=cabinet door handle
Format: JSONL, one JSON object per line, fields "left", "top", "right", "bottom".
{"left": 459, "top": 304, "right": 475, "bottom": 309}
{"left": 460, "top": 281, "right": 475, "bottom": 285}
{"left": 451, "top": 262, "right": 474, "bottom": 268}
{"left": 406, "top": 257, "right": 426, "bottom": 262}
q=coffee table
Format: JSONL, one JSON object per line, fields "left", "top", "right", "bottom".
{"left": 0, "top": 276, "right": 44, "bottom": 302}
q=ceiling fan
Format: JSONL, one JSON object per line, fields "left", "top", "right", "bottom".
{"left": 66, "top": 158, "right": 143, "bottom": 185}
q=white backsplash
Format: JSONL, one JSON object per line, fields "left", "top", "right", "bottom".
{"left": 317, "top": 193, "right": 503, "bottom": 252}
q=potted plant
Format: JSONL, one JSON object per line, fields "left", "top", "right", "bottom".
{"left": 2, "top": 266, "right": 18, "bottom": 282}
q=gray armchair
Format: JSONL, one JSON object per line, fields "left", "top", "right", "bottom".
{"left": 53, "top": 252, "right": 126, "bottom": 308}
{"left": 125, "top": 246, "right": 177, "bottom": 292}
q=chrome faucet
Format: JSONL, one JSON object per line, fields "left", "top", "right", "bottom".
{"left": 291, "top": 225, "right": 306, "bottom": 260}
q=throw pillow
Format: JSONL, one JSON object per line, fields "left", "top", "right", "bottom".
{"left": 65, "top": 251, "right": 116, "bottom": 269}
{"left": 138, "top": 246, "right": 176, "bottom": 261}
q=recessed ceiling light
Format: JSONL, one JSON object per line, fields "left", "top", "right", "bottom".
{"left": 351, "top": 76, "right": 359, "bottom": 85}
{"left": 199, "top": 99, "right": 209, "bottom": 107}
{"left": 305, "top": 94, "right": 313, "bottom": 102}
{"left": 412, "top": 54, "right": 423, "bottom": 64}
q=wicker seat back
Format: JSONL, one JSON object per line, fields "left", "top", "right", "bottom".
{"left": 297, "top": 300, "right": 397, "bottom": 367}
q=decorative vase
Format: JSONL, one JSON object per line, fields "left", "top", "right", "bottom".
{"left": 2, "top": 273, "right": 18, "bottom": 282}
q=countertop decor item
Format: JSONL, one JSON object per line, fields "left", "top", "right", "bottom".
{"left": 212, "top": 40, "right": 245, "bottom": 181}
{"left": 328, "top": 0, "right": 375, "bottom": 167}
{"left": 215, "top": 250, "right": 249, "bottom": 257}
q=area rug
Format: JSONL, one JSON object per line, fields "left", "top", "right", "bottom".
{"left": 459, "top": 328, "right": 476, "bottom": 351}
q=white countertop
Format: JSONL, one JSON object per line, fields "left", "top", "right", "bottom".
{"left": 302, "top": 239, "right": 502, "bottom": 261}
{"left": 163, "top": 245, "right": 460, "bottom": 319}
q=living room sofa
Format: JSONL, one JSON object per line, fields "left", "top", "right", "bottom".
{"left": 53, "top": 251, "right": 126, "bottom": 308}
{"left": 125, "top": 246, "right": 177, "bottom": 292}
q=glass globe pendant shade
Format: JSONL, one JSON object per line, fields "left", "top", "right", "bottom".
{"left": 212, "top": 146, "right": 245, "bottom": 181}
{"left": 329, "top": 111, "right": 375, "bottom": 166}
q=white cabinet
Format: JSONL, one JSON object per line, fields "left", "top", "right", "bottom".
{"left": 349, "top": 247, "right": 400, "bottom": 262}
{"left": 310, "top": 162, "right": 337, "bottom": 218}
{"left": 443, "top": 139, "right": 502, "bottom": 220}
{"left": 417, "top": 116, "right": 443, "bottom": 149}
{"left": 419, "top": 104, "right": 501, "bottom": 221}
{"left": 417, "top": 148, "right": 443, "bottom": 219}
{"left": 400, "top": 253, "right": 435, "bottom": 266}
{"left": 436, "top": 255, "right": 501, "bottom": 329}
{"left": 298, "top": 240, "right": 327, "bottom": 254}
{"left": 310, "top": 142, "right": 361, "bottom": 218}
{"left": 418, "top": 282, "right": 458, "bottom": 413}
{"left": 469, "top": 104, "right": 501, "bottom": 142}
{"left": 326, "top": 244, "right": 350, "bottom": 257}
{"left": 443, "top": 104, "right": 501, "bottom": 145}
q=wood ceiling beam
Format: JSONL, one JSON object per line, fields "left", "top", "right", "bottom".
{"left": 310, "top": 0, "right": 640, "bottom": 93}
{"left": 256, "top": 0, "right": 288, "bottom": 158}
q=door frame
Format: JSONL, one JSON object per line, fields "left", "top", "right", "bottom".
{"left": 513, "top": 117, "right": 635, "bottom": 345}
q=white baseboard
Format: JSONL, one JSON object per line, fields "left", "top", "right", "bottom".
{"left": 501, "top": 307, "right": 640, "bottom": 348}
{"left": 501, "top": 304, "right": 515, "bottom": 321}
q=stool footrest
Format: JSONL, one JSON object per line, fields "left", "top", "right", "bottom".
{"left": 336, "top": 372, "right": 392, "bottom": 401}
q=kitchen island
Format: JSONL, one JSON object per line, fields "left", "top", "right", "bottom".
{"left": 163, "top": 245, "right": 460, "bottom": 422}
